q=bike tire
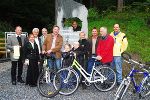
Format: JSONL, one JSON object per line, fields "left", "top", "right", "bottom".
{"left": 54, "top": 68, "right": 79, "bottom": 95}
{"left": 37, "top": 70, "right": 61, "bottom": 98}
{"left": 93, "top": 66, "right": 116, "bottom": 92}
{"left": 140, "top": 76, "right": 150, "bottom": 98}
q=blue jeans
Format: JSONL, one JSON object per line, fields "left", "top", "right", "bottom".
{"left": 87, "top": 56, "right": 101, "bottom": 74}
{"left": 111, "top": 56, "right": 122, "bottom": 83}
{"left": 47, "top": 56, "right": 61, "bottom": 71}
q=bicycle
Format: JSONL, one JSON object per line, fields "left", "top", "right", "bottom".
{"left": 114, "top": 52, "right": 150, "bottom": 100}
{"left": 53, "top": 51, "right": 116, "bottom": 95}
{"left": 37, "top": 54, "right": 61, "bottom": 98}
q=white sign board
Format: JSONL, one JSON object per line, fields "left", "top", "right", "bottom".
{"left": 60, "top": 29, "right": 80, "bottom": 45}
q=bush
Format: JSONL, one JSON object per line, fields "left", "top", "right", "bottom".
{"left": 0, "top": 21, "right": 13, "bottom": 32}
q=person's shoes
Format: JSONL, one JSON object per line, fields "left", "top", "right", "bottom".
{"left": 17, "top": 79, "right": 25, "bottom": 83}
{"left": 12, "top": 81, "right": 16, "bottom": 85}
{"left": 82, "top": 83, "right": 87, "bottom": 89}
{"left": 29, "top": 84, "right": 37, "bottom": 87}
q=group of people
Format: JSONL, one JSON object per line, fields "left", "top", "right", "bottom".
{"left": 7, "top": 23, "right": 128, "bottom": 89}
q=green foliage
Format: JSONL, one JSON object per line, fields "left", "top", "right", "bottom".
{"left": 0, "top": 21, "right": 13, "bottom": 32}
{"left": 63, "top": 17, "right": 82, "bottom": 28}
{"left": 88, "top": 8, "right": 100, "bottom": 20}
{"left": 0, "top": 21, "right": 13, "bottom": 37}
{"left": 131, "top": 1, "right": 150, "bottom": 12}
{"left": 88, "top": 12, "right": 150, "bottom": 62}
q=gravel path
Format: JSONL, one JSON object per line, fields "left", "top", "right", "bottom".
{"left": 0, "top": 62, "right": 148, "bottom": 100}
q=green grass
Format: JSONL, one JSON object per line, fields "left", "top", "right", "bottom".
{"left": 88, "top": 12, "right": 150, "bottom": 62}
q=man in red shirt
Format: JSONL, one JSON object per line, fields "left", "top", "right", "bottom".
{"left": 96, "top": 27, "right": 114, "bottom": 65}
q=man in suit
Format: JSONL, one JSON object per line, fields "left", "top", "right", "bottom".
{"left": 40, "top": 28, "right": 48, "bottom": 46}
{"left": 7, "top": 26, "right": 26, "bottom": 85}
{"left": 32, "top": 28, "right": 42, "bottom": 54}
{"left": 32, "top": 28, "right": 42, "bottom": 73}
{"left": 42, "top": 25, "right": 63, "bottom": 71}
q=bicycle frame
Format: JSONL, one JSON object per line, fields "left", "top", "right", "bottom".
{"left": 128, "top": 64, "right": 149, "bottom": 93}
{"left": 115, "top": 60, "right": 150, "bottom": 99}
{"left": 70, "top": 58, "right": 107, "bottom": 83}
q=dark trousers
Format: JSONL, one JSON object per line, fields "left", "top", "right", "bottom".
{"left": 11, "top": 59, "right": 23, "bottom": 81}
{"left": 26, "top": 60, "right": 39, "bottom": 85}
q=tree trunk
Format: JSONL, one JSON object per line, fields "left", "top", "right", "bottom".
{"left": 92, "top": 0, "right": 97, "bottom": 7}
{"left": 117, "top": 0, "right": 123, "bottom": 12}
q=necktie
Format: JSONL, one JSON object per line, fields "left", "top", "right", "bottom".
{"left": 17, "top": 36, "right": 22, "bottom": 46}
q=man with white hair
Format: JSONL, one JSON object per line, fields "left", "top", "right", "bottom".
{"left": 96, "top": 27, "right": 114, "bottom": 65}
{"left": 32, "top": 28, "right": 42, "bottom": 54}
{"left": 31, "top": 28, "right": 42, "bottom": 73}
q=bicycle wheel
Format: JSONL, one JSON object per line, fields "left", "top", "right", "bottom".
{"left": 37, "top": 70, "right": 61, "bottom": 98}
{"left": 140, "top": 76, "right": 150, "bottom": 98}
{"left": 93, "top": 66, "right": 116, "bottom": 91}
{"left": 114, "top": 79, "right": 130, "bottom": 100}
{"left": 54, "top": 68, "right": 79, "bottom": 95}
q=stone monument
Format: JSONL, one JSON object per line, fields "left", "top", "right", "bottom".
{"left": 55, "top": 0, "right": 88, "bottom": 38}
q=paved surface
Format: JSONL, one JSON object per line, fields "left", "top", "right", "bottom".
{"left": 0, "top": 62, "right": 148, "bottom": 100}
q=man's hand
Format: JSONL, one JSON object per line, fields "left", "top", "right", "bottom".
{"left": 96, "top": 56, "right": 102, "bottom": 60}
{"left": 42, "top": 50, "right": 46, "bottom": 54}
{"left": 47, "top": 49, "right": 52, "bottom": 54}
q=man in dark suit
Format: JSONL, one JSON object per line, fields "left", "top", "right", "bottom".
{"left": 32, "top": 28, "right": 42, "bottom": 73}
{"left": 32, "top": 28, "right": 42, "bottom": 54}
{"left": 7, "top": 26, "right": 26, "bottom": 85}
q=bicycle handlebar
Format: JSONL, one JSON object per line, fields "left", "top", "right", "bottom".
{"left": 91, "top": 56, "right": 97, "bottom": 59}
{"left": 121, "top": 52, "right": 131, "bottom": 61}
{"left": 121, "top": 52, "right": 149, "bottom": 69}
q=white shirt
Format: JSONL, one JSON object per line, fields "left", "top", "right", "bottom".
{"left": 92, "top": 38, "right": 97, "bottom": 54}
{"left": 51, "top": 37, "right": 56, "bottom": 49}
{"left": 34, "top": 37, "right": 41, "bottom": 54}
{"left": 15, "top": 34, "right": 21, "bottom": 37}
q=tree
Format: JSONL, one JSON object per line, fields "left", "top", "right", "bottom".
{"left": 117, "top": 0, "right": 124, "bottom": 12}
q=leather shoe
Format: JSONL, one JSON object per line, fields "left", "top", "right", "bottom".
{"left": 82, "top": 83, "right": 87, "bottom": 89}
{"left": 12, "top": 81, "right": 16, "bottom": 85}
{"left": 17, "top": 79, "right": 25, "bottom": 83}
{"left": 29, "top": 84, "right": 37, "bottom": 87}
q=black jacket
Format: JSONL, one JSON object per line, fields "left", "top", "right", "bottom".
{"left": 24, "top": 42, "right": 40, "bottom": 61}
{"left": 88, "top": 36, "right": 100, "bottom": 57}
{"left": 78, "top": 39, "right": 90, "bottom": 58}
